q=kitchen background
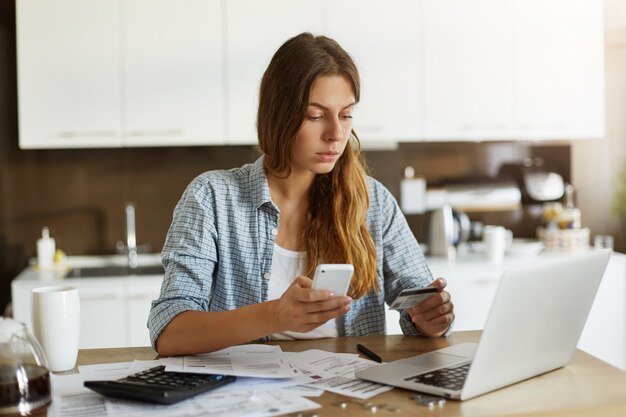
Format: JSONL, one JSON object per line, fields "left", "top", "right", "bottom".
{"left": 1, "top": 0, "right": 625, "bottom": 316}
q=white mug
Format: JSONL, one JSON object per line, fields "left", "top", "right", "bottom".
{"left": 483, "top": 225, "right": 510, "bottom": 263}
{"left": 31, "top": 286, "right": 80, "bottom": 372}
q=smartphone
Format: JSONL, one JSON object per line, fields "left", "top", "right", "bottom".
{"left": 312, "top": 264, "right": 354, "bottom": 297}
{"left": 389, "top": 286, "right": 438, "bottom": 310}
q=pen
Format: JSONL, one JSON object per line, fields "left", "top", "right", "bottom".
{"left": 357, "top": 343, "right": 382, "bottom": 363}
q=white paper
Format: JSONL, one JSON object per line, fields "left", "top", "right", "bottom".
{"left": 279, "top": 384, "right": 325, "bottom": 397}
{"left": 165, "top": 345, "right": 297, "bottom": 378}
{"left": 102, "top": 395, "right": 196, "bottom": 416}
{"left": 78, "top": 362, "right": 133, "bottom": 380}
{"left": 306, "top": 375, "right": 392, "bottom": 399}
{"left": 284, "top": 349, "right": 368, "bottom": 378}
{"left": 284, "top": 349, "right": 393, "bottom": 399}
{"left": 49, "top": 369, "right": 320, "bottom": 417}
{"left": 127, "top": 359, "right": 176, "bottom": 373}
{"left": 186, "top": 389, "right": 320, "bottom": 417}
{"left": 49, "top": 373, "right": 108, "bottom": 417}
{"left": 214, "top": 375, "right": 312, "bottom": 393}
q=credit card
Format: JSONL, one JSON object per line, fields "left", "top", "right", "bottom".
{"left": 389, "top": 287, "right": 438, "bottom": 310}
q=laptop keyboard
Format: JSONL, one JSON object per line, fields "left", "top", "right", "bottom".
{"left": 404, "top": 363, "right": 471, "bottom": 391}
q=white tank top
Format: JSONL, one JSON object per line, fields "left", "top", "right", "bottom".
{"left": 267, "top": 244, "right": 339, "bottom": 340}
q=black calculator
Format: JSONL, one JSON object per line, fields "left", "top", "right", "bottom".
{"left": 84, "top": 365, "right": 236, "bottom": 405}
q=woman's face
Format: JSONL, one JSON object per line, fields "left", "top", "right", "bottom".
{"left": 291, "top": 75, "right": 356, "bottom": 176}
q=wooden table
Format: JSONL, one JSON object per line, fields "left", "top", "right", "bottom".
{"left": 71, "top": 331, "right": 626, "bottom": 417}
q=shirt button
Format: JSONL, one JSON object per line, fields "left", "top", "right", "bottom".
{"left": 271, "top": 229, "right": 278, "bottom": 236}
{"left": 263, "top": 272, "right": 271, "bottom": 280}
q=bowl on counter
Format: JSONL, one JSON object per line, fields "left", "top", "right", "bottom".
{"left": 506, "top": 238, "right": 545, "bottom": 257}
{"left": 466, "top": 238, "right": 544, "bottom": 257}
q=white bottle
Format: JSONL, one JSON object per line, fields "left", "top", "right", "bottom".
{"left": 37, "top": 226, "right": 56, "bottom": 269}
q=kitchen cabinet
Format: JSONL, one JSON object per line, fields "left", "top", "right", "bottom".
{"left": 17, "top": 0, "right": 605, "bottom": 148}
{"left": 122, "top": 0, "right": 223, "bottom": 147}
{"left": 421, "top": 0, "right": 604, "bottom": 141}
{"left": 127, "top": 277, "right": 162, "bottom": 347}
{"left": 325, "top": 0, "right": 423, "bottom": 146}
{"left": 17, "top": 0, "right": 223, "bottom": 149}
{"left": 226, "top": 0, "right": 421, "bottom": 148}
{"left": 17, "top": 0, "right": 123, "bottom": 148}
{"left": 421, "top": 0, "right": 515, "bottom": 141}
{"left": 513, "top": 0, "right": 605, "bottom": 139}
{"left": 75, "top": 281, "right": 127, "bottom": 348}
{"left": 225, "top": 0, "right": 323, "bottom": 145}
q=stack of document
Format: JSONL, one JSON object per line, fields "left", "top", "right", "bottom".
{"left": 49, "top": 345, "right": 391, "bottom": 417}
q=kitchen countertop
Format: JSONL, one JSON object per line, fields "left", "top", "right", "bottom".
{"left": 14, "top": 248, "right": 626, "bottom": 284}
{"left": 13, "top": 253, "right": 163, "bottom": 284}
{"left": 427, "top": 245, "right": 626, "bottom": 272}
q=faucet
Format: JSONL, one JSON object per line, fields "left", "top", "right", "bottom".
{"left": 125, "top": 203, "right": 138, "bottom": 269}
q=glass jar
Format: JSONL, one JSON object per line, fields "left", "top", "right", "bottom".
{"left": 0, "top": 318, "right": 51, "bottom": 416}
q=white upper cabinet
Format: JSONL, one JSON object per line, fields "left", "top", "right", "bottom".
{"left": 122, "top": 0, "right": 223, "bottom": 146}
{"left": 225, "top": 0, "right": 323, "bottom": 145}
{"left": 17, "top": 0, "right": 605, "bottom": 148}
{"left": 513, "top": 0, "right": 605, "bottom": 139}
{"left": 422, "top": 0, "right": 604, "bottom": 141}
{"left": 326, "top": 0, "right": 422, "bottom": 146}
{"left": 422, "top": 0, "right": 515, "bottom": 141}
{"left": 17, "top": 0, "right": 123, "bottom": 148}
{"left": 18, "top": 0, "right": 223, "bottom": 149}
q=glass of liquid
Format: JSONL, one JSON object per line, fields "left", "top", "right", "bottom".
{"left": 594, "top": 235, "right": 614, "bottom": 251}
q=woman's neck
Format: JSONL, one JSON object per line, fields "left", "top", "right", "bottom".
{"left": 267, "top": 169, "right": 314, "bottom": 207}
{"left": 267, "top": 168, "right": 314, "bottom": 251}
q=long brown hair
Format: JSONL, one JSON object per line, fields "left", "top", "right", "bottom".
{"left": 257, "top": 33, "right": 377, "bottom": 298}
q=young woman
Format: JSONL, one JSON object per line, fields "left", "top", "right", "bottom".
{"left": 149, "top": 33, "right": 454, "bottom": 356}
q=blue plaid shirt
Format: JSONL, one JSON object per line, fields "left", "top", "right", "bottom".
{"left": 148, "top": 157, "right": 435, "bottom": 348}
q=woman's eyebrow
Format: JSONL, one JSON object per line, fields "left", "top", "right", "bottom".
{"left": 308, "top": 102, "right": 356, "bottom": 111}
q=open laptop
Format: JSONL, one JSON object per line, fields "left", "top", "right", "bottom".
{"left": 356, "top": 249, "right": 612, "bottom": 401}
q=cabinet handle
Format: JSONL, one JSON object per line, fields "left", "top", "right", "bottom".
{"left": 472, "top": 278, "right": 496, "bottom": 286}
{"left": 52, "top": 130, "right": 117, "bottom": 139}
{"left": 80, "top": 293, "right": 122, "bottom": 301}
{"left": 127, "top": 129, "right": 184, "bottom": 137}
{"left": 361, "top": 141, "right": 399, "bottom": 151}
{"left": 517, "top": 123, "right": 567, "bottom": 131}
{"left": 355, "top": 126, "right": 384, "bottom": 133}
{"left": 458, "top": 124, "right": 509, "bottom": 132}
{"left": 129, "top": 294, "right": 158, "bottom": 300}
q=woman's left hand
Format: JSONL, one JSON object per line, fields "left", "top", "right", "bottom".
{"left": 406, "top": 278, "right": 454, "bottom": 337}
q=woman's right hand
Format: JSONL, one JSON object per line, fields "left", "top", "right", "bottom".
{"left": 269, "top": 275, "right": 352, "bottom": 333}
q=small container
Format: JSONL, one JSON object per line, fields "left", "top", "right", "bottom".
{"left": 537, "top": 227, "right": 589, "bottom": 251}
{"left": 400, "top": 166, "right": 427, "bottom": 214}
{"left": 542, "top": 202, "right": 562, "bottom": 227}
{"left": 36, "top": 227, "right": 56, "bottom": 270}
{"left": 557, "top": 184, "right": 581, "bottom": 229}
{"left": 557, "top": 208, "right": 581, "bottom": 230}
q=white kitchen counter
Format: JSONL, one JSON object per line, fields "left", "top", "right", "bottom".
{"left": 12, "top": 250, "right": 626, "bottom": 370}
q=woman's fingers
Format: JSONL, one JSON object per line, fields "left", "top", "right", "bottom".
{"left": 277, "top": 276, "right": 352, "bottom": 332}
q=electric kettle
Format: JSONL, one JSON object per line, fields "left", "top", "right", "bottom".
{"left": 428, "top": 206, "right": 479, "bottom": 257}
{"left": 0, "top": 318, "right": 51, "bottom": 416}
{"left": 428, "top": 205, "right": 455, "bottom": 257}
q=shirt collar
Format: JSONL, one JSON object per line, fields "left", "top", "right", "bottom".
{"left": 249, "top": 156, "right": 275, "bottom": 210}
